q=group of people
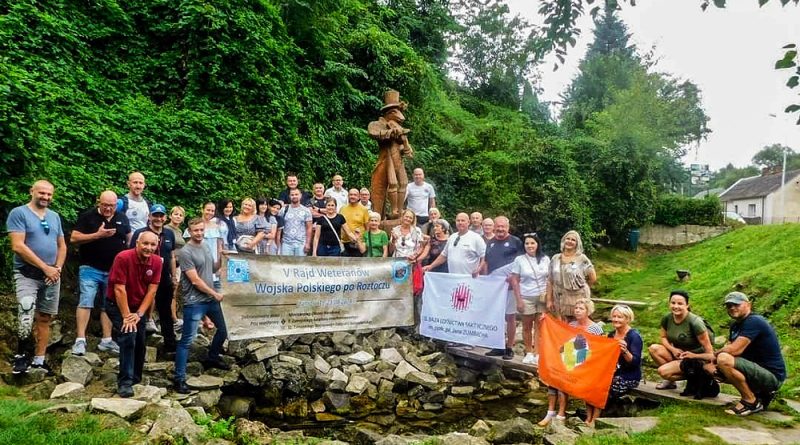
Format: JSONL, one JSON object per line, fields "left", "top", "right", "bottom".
{"left": 7, "top": 171, "right": 787, "bottom": 420}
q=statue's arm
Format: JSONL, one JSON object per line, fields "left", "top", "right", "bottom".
{"left": 368, "top": 120, "right": 394, "bottom": 141}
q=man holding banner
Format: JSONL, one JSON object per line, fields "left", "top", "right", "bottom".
{"left": 175, "top": 217, "right": 230, "bottom": 394}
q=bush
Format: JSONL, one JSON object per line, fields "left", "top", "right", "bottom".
{"left": 654, "top": 194, "right": 723, "bottom": 227}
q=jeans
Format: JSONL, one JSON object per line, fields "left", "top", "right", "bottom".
{"left": 155, "top": 279, "right": 175, "bottom": 348}
{"left": 78, "top": 265, "right": 108, "bottom": 309}
{"left": 316, "top": 244, "right": 341, "bottom": 257}
{"left": 107, "top": 303, "right": 146, "bottom": 388}
{"left": 174, "top": 300, "right": 228, "bottom": 381}
{"left": 281, "top": 240, "right": 306, "bottom": 256}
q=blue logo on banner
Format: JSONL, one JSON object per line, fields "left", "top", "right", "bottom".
{"left": 227, "top": 259, "right": 250, "bottom": 283}
{"left": 391, "top": 261, "right": 410, "bottom": 283}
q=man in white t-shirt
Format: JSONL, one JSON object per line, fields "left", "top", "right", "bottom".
{"left": 120, "top": 172, "right": 150, "bottom": 232}
{"left": 324, "top": 174, "right": 348, "bottom": 211}
{"left": 404, "top": 168, "right": 436, "bottom": 226}
{"left": 423, "top": 212, "right": 485, "bottom": 276}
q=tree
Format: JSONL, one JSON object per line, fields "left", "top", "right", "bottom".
{"left": 448, "top": 1, "right": 539, "bottom": 108}
{"left": 710, "top": 163, "right": 760, "bottom": 189}
{"left": 752, "top": 143, "right": 797, "bottom": 169}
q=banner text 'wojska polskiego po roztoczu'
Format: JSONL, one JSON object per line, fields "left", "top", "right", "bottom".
{"left": 221, "top": 254, "right": 414, "bottom": 340}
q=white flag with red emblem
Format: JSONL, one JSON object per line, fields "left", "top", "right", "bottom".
{"left": 420, "top": 272, "right": 507, "bottom": 348}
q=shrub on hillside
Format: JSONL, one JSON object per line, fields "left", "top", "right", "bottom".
{"left": 654, "top": 194, "right": 722, "bottom": 227}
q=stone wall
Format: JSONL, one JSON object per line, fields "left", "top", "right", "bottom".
{"left": 639, "top": 224, "right": 729, "bottom": 246}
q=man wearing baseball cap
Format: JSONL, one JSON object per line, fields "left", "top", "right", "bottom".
{"left": 130, "top": 204, "right": 178, "bottom": 352}
{"left": 708, "top": 292, "right": 785, "bottom": 416}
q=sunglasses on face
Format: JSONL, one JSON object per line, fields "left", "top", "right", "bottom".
{"left": 40, "top": 218, "right": 50, "bottom": 235}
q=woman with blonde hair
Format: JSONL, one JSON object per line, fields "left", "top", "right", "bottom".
{"left": 546, "top": 230, "right": 596, "bottom": 320}
{"left": 390, "top": 208, "right": 426, "bottom": 261}
{"left": 234, "top": 197, "right": 274, "bottom": 253}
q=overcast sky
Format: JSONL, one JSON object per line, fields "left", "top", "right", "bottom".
{"left": 504, "top": 0, "right": 799, "bottom": 170}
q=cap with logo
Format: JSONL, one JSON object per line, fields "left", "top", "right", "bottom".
{"left": 150, "top": 204, "right": 167, "bottom": 215}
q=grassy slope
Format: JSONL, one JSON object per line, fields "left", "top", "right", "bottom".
{"left": 577, "top": 224, "right": 800, "bottom": 445}
{"left": 594, "top": 224, "right": 800, "bottom": 392}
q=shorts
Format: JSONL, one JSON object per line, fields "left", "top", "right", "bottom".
{"left": 14, "top": 271, "right": 60, "bottom": 315}
{"left": 734, "top": 357, "right": 782, "bottom": 394}
{"left": 78, "top": 265, "right": 109, "bottom": 309}
{"left": 521, "top": 296, "right": 546, "bottom": 315}
{"left": 505, "top": 291, "right": 516, "bottom": 315}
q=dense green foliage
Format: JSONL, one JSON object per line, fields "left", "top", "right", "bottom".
{"left": 653, "top": 194, "right": 723, "bottom": 227}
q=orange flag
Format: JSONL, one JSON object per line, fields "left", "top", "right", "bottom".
{"left": 538, "top": 314, "right": 621, "bottom": 408}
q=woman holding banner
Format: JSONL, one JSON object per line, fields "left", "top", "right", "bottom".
{"left": 510, "top": 232, "right": 550, "bottom": 365}
{"left": 546, "top": 230, "right": 596, "bottom": 320}
{"left": 595, "top": 304, "right": 644, "bottom": 423}
{"left": 538, "top": 298, "right": 604, "bottom": 427}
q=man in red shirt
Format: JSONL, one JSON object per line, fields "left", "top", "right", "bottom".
{"left": 106, "top": 231, "right": 162, "bottom": 397}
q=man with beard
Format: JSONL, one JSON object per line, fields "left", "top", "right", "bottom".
{"left": 482, "top": 216, "right": 524, "bottom": 360}
{"left": 130, "top": 204, "right": 178, "bottom": 350}
{"left": 7, "top": 180, "right": 67, "bottom": 374}
{"left": 106, "top": 231, "right": 162, "bottom": 397}
{"left": 280, "top": 189, "right": 313, "bottom": 256}
{"left": 71, "top": 190, "right": 131, "bottom": 356}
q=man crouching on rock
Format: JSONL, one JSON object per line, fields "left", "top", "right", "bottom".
{"left": 107, "top": 231, "right": 162, "bottom": 398}
{"left": 174, "top": 217, "right": 230, "bottom": 394}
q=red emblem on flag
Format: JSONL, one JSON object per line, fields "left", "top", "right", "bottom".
{"left": 451, "top": 283, "right": 473, "bottom": 311}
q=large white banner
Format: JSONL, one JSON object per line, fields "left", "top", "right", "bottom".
{"left": 221, "top": 255, "right": 413, "bottom": 340}
{"left": 420, "top": 272, "right": 507, "bottom": 349}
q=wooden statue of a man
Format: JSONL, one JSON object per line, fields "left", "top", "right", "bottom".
{"left": 368, "top": 90, "right": 413, "bottom": 220}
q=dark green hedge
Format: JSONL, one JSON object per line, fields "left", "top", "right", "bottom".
{"left": 654, "top": 194, "right": 723, "bottom": 227}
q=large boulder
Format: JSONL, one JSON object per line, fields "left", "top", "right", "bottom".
{"left": 149, "top": 406, "right": 204, "bottom": 445}
{"left": 486, "top": 417, "right": 541, "bottom": 444}
{"left": 90, "top": 397, "right": 147, "bottom": 420}
{"left": 61, "top": 355, "right": 93, "bottom": 385}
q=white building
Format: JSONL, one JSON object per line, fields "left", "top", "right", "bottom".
{"left": 718, "top": 169, "right": 800, "bottom": 224}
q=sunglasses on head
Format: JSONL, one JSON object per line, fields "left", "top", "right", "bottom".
{"left": 523, "top": 232, "right": 537, "bottom": 238}
{"left": 40, "top": 218, "right": 50, "bottom": 235}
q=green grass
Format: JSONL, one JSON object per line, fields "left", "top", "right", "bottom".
{"left": 593, "top": 224, "right": 800, "bottom": 392}
{"left": 0, "top": 399, "right": 130, "bottom": 445}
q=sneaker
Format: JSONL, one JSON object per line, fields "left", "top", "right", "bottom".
{"left": 485, "top": 348, "right": 505, "bottom": 357}
{"left": 12, "top": 354, "right": 30, "bottom": 374}
{"left": 118, "top": 385, "right": 134, "bottom": 398}
{"left": 145, "top": 318, "right": 160, "bottom": 333}
{"left": 522, "top": 352, "right": 536, "bottom": 364}
{"left": 174, "top": 379, "right": 190, "bottom": 394}
{"left": 72, "top": 339, "right": 87, "bottom": 356}
{"left": 98, "top": 339, "right": 120, "bottom": 355}
{"left": 202, "top": 357, "right": 231, "bottom": 371}
{"left": 502, "top": 348, "right": 514, "bottom": 360}
{"left": 173, "top": 319, "right": 184, "bottom": 332}
{"left": 30, "top": 362, "right": 54, "bottom": 376}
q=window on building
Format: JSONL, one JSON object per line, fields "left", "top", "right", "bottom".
{"left": 748, "top": 204, "right": 756, "bottom": 216}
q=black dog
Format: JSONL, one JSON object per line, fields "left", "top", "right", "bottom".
{"left": 680, "top": 358, "right": 720, "bottom": 400}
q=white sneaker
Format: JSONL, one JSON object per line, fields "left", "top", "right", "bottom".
{"left": 72, "top": 339, "right": 87, "bottom": 356}
{"left": 145, "top": 318, "right": 160, "bottom": 333}
{"left": 522, "top": 352, "right": 536, "bottom": 364}
{"left": 173, "top": 319, "right": 184, "bottom": 332}
{"left": 98, "top": 339, "right": 120, "bottom": 354}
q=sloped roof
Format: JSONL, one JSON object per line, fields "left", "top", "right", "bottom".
{"left": 719, "top": 170, "right": 800, "bottom": 201}
{"left": 692, "top": 188, "right": 725, "bottom": 199}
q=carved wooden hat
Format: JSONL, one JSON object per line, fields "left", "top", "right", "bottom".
{"left": 380, "top": 89, "right": 407, "bottom": 112}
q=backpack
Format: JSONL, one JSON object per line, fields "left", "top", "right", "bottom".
{"left": 689, "top": 313, "right": 715, "bottom": 341}
{"left": 118, "top": 194, "right": 151, "bottom": 213}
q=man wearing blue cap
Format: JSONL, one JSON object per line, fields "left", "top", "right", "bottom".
{"left": 707, "top": 292, "right": 785, "bottom": 416}
{"left": 130, "top": 204, "right": 178, "bottom": 351}
{"left": 71, "top": 190, "right": 131, "bottom": 356}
